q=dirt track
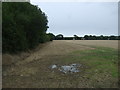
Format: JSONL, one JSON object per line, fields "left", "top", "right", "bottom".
{"left": 3, "top": 40, "right": 118, "bottom": 88}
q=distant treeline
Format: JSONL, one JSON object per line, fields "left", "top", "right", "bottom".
{"left": 2, "top": 3, "right": 119, "bottom": 53}
{"left": 54, "top": 34, "right": 120, "bottom": 40}
{"left": 3, "top": 2, "right": 54, "bottom": 53}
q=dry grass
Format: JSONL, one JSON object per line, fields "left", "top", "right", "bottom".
{"left": 2, "top": 40, "right": 118, "bottom": 88}
{"left": 63, "top": 40, "right": 118, "bottom": 49}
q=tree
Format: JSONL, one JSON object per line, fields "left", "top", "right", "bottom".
{"left": 74, "top": 35, "right": 79, "bottom": 40}
{"left": 118, "top": 36, "right": 120, "bottom": 40}
{"left": 99, "top": 35, "right": 104, "bottom": 40}
{"left": 84, "top": 35, "right": 89, "bottom": 40}
{"left": 92, "top": 35, "right": 97, "bottom": 40}
{"left": 109, "top": 35, "right": 116, "bottom": 40}
{"left": 47, "top": 33, "right": 55, "bottom": 41}
{"left": 2, "top": 2, "right": 49, "bottom": 53}
{"left": 55, "top": 34, "right": 64, "bottom": 40}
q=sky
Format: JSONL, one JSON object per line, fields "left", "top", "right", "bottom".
{"left": 31, "top": 1, "right": 118, "bottom": 37}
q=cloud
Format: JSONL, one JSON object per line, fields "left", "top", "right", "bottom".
{"left": 31, "top": 2, "right": 118, "bottom": 36}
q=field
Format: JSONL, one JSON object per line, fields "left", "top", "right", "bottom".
{"left": 2, "top": 40, "right": 118, "bottom": 88}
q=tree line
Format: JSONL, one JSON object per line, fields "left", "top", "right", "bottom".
{"left": 3, "top": 2, "right": 54, "bottom": 53}
{"left": 2, "top": 2, "right": 119, "bottom": 53}
{"left": 54, "top": 34, "right": 120, "bottom": 40}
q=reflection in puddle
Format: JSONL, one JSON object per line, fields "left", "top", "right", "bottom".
{"left": 51, "top": 64, "right": 81, "bottom": 74}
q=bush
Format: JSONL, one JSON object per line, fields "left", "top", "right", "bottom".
{"left": 2, "top": 2, "right": 50, "bottom": 53}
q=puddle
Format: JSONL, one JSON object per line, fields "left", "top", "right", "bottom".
{"left": 51, "top": 65, "right": 57, "bottom": 69}
{"left": 50, "top": 64, "right": 81, "bottom": 74}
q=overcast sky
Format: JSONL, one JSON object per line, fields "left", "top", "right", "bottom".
{"left": 31, "top": 1, "right": 118, "bottom": 37}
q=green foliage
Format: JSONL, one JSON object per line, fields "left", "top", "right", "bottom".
{"left": 47, "top": 33, "right": 55, "bottom": 41}
{"left": 2, "top": 2, "right": 54, "bottom": 53}
{"left": 73, "top": 35, "right": 78, "bottom": 39}
{"left": 70, "top": 47, "right": 118, "bottom": 78}
{"left": 55, "top": 34, "right": 64, "bottom": 40}
{"left": 55, "top": 34, "right": 120, "bottom": 40}
{"left": 83, "top": 35, "right": 119, "bottom": 40}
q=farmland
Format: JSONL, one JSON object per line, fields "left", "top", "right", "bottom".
{"left": 3, "top": 40, "right": 118, "bottom": 88}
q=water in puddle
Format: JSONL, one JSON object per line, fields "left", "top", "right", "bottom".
{"left": 51, "top": 65, "right": 57, "bottom": 69}
{"left": 51, "top": 63, "right": 81, "bottom": 74}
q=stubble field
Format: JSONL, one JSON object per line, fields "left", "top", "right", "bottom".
{"left": 2, "top": 40, "right": 119, "bottom": 88}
